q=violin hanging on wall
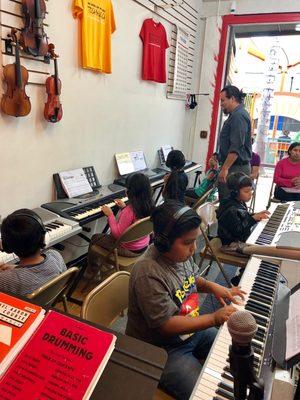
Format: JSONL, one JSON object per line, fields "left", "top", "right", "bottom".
{"left": 20, "top": 0, "right": 48, "bottom": 57}
{"left": 1, "top": 29, "right": 31, "bottom": 117}
{"left": 44, "top": 44, "right": 63, "bottom": 123}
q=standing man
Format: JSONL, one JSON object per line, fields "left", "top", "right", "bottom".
{"left": 217, "top": 85, "right": 252, "bottom": 200}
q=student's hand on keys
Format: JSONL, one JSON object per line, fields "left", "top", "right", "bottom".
{"left": 102, "top": 205, "right": 113, "bottom": 217}
{"left": 114, "top": 199, "right": 126, "bottom": 209}
{"left": 229, "top": 286, "right": 246, "bottom": 304}
{"left": 253, "top": 210, "right": 270, "bottom": 221}
{"left": 213, "top": 305, "right": 237, "bottom": 326}
{"left": 211, "top": 282, "right": 246, "bottom": 306}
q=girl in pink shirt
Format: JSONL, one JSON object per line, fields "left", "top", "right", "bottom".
{"left": 274, "top": 142, "right": 300, "bottom": 201}
{"left": 86, "top": 173, "right": 154, "bottom": 277}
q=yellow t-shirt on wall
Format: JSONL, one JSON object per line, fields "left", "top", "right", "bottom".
{"left": 73, "top": 0, "right": 116, "bottom": 73}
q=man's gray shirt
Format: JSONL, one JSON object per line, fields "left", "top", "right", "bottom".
{"left": 218, "top": 104, "right": 252, "bottom": 165}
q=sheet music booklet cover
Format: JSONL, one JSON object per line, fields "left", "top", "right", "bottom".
{"left": 0, "top": 302, "right": 116, "bottom": 399}
{"left": 0, "top": 292, "right": 45, "bottom": 376}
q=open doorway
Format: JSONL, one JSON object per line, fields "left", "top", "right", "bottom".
{"left": 207, "top": 13, "right": 300, "bottom": 169}
{"left": 227, "top": 25, "right": 300, "bottom": 166}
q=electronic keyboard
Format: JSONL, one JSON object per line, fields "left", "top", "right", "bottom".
{"left": 0, "top": 208, "right": 82, "bottom": 265}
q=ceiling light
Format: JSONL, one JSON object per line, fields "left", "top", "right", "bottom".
{"left": 295, "top": 24, "right": 300, "bottom": 31}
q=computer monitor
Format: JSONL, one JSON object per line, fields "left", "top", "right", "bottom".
{"left": 115, "top": 151, "right": 147, "bottom": 176}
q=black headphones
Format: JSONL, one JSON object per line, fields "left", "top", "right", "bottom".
{"left": 189, "top": 94, "right": 198, "bottom": 110}
{"left": 154, "top": 206, "right": 191, "bottom": 253}
{"left": 228, "top": 174, "right": 251, "bottom": 198}
{"left": 2, "top": 209, "right": 47, "bottom": 253}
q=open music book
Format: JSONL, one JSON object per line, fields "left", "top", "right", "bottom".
{"left": 59, "top": 168, "right": 92, "bottom": 198}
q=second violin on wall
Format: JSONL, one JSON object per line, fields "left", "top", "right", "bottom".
{"left": 44, "top": 44, "right": 63, "bottom": 123}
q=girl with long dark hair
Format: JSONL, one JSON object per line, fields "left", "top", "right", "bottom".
{"left": 86, "top": 173, "right": 154, "bottom": 278}
{"left": 163, "top": 150, "right": 188, "bottom": 203}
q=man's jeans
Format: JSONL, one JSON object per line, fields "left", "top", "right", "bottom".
{"left": 218, "top": 163, "right": 251, "bottom": 200}
{"left": 159, "top": 327, "right": 218, "bottom": 400}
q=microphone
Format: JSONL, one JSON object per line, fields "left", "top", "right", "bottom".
{"left": 227, "top": 310, "right": 264, "bottom": 400}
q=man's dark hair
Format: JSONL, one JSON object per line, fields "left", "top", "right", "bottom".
{"left": 151, "top": 200, "right": 201, "bottom": 248}
{"left": 227, "top": 172, "right": 253, "bottom": 193}
{"left": 221, "top": 85, "right": 246, "bottom": 104}
{"left": 166, "top": 150, "right": 185, "bottom": 171}
{"left": 287, "top": 142, "right": 300, "bottom": 156}
{"left": 1, "top": 210, "right": 45, "bottom": 258}
{"left": 125, "top": 173, "right": 154, "bottom": 218}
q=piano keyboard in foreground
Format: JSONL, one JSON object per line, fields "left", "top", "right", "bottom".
{"left": 190, "top": 256, "right": 281, "bottom": 400}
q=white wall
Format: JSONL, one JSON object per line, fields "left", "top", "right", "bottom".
{"left": 0, "top": 0, "right": 202, "bottom": 217}
{"left": 191, "top": 0, "right": 300, "bottom": 167}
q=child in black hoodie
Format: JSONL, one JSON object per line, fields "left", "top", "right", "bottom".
{"left": 217, "top": 172, "right": 269, "bottom": 245}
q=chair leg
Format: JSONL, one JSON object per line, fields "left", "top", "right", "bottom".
{"left": 198, "top": 246, "right": 208, "bottom": 270}
{"left": 199, "top": 226, "right": 232, "bottom": 288}
{"left": 62, "top": 295, "right": 69, "bottom": 313}
{"left": 114, "top": 249, "right": 120, "bottom": 272}
{"left": 202, "top": 261, "right": 212, "bottom": 277}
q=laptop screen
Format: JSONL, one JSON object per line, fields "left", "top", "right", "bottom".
{"left": 115, "top": 151, "right": 147, "bottom": 176}
{"left": 161, "top": 145, "right": 173, "bottom": 163}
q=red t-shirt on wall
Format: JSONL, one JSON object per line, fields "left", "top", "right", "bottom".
{"left": 140, "top": 19, "right": 169, "bottom": 83}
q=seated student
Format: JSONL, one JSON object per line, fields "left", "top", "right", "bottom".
{"left": 0, "top": 209, "right": 66, "bottom": 296}
{"left": 217, "top": 172, "right": 270, "bottom": 246}
{"left": 185, "top": 153, "right": 219, "bottom": 200}
{"left": 163, "top": 150, "right": 189, "bottom": 203}
{"left": 126, "top": 200, "right": 244, "bottom": 400}
{"left": 87, "top": 173, "right": 154, "bottom": 277}
{"left": 274, "top": 142, "right": 300, "bottom": 201}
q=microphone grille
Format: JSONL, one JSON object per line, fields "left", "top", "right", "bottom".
{"left": 227, "top": 310, "right": 257, "bottom": 344}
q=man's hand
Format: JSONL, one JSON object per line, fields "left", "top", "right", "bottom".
{"left": 253, "top": 210, "right": 270, "bottom": 222}
{"left": 292, "top": 177, "right": 300, "bottom": 187}
{"left": 218, "top": 167, "right": 228, "bottom": 184}
{"left": 213, "top": 305, "right": 237, "bottom": 326}
{"left": 114, "top": 199, "right": 126, "bottom": 209}
{"left": 210, "top": 282, "right": 246, "bottom": 306}
{"left": 102, "top": 205, "right": 113, "bottom": 217}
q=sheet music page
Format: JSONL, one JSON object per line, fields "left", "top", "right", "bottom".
{"left": 59, "top": 169, "right": 92, "bottom": 198}
{"left": 162, "top": 145, "right": 173, "bottom": 162}
{"left": 115, "top": 153, "right": 134, "bottom": 175}
{"left": 131, "top": 151, "right": 147, "bottom": 172}
{"left": 286, "top": 290, "right": 300, "bottom": 360}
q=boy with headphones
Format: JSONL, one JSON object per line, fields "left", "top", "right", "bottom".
{"left": 126, "top": 200, "right": 245, "bottom": 400}
{"left": 217, "top": 172, "right": 270, "bottom": 246}
{"left": 0, "top": 209, "right": 66, "bottom": 296}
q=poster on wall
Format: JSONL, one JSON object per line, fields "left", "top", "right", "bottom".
{"left": 171, "top": 26, "right": 189, "bottom": 98}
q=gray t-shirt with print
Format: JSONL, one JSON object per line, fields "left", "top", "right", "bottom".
{"left": 125, "top": 245, "right": 201, "bottom": 346}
